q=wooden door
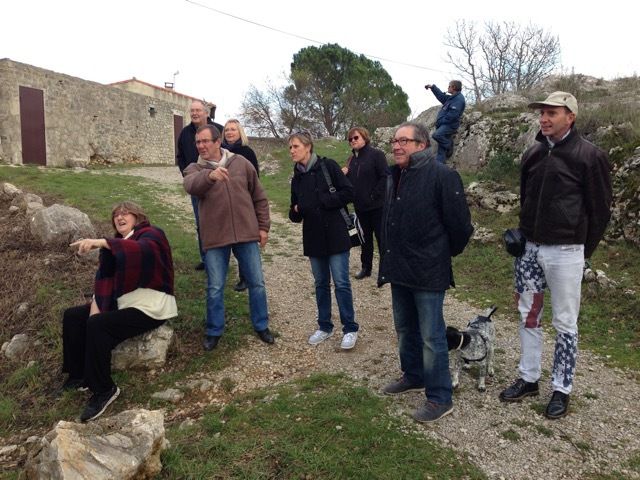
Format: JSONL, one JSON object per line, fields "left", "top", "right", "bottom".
{"left": 173, "top": 114, "right": 183, "bottom": 163}
{"left": 19, "top": 86, "right": 46, "bottom": 165}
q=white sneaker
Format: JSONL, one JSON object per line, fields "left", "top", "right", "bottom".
{"left": 340, "top": 332, "right": 358, "bottom": 350}
{"left": 308, "top": 329, "right": 333, "bottom": 345}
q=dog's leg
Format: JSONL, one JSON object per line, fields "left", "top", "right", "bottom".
{"left": 477, "top": 361, "right": 487, "bottom": 392}
{"left": 450, "top": 352, "right": 460, "bottom": 389}
{"left": 487, "top": 325, "right": 496, "bottom": 377}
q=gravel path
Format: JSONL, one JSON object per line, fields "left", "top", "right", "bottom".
{"left": 110, "top": 167, "right": 640, "bottom": 480}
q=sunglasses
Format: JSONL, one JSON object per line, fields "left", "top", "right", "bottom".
{"left": 348, "top": 135, "right": 360, "bottom": 142}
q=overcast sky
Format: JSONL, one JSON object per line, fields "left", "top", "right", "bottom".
{"left": 2, "top": 0, "right": 637, "bottom": 125}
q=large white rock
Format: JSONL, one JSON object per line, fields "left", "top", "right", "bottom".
{"left": 25, "top": 409, "right": 166, "bottom": 480}
{"left": 112, "top": 325, "right": 174, "bottom": 371}
{"left": 30, "top": 204, "right": 95, "bottom": 247}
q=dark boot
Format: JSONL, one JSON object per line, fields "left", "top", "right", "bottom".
{"left": 354, "top": 269, "right": 371, "bottom": 280}
{"left": 545, "top": 391, "right": 570, "bottom": 419}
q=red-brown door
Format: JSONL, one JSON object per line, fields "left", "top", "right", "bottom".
{"left": 19, "top": 86, "right": 46, "bottom": 166}
{"left": 173, "top": 114, "right": 183, "bottom": 164}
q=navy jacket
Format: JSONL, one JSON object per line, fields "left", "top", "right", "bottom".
{"left": 176, "top": 118, "right": 224, "bottom": 174}
{"left": 430, "top": 85, "right": 466, "bottom": 130}
{"left": 519, "top": 127, "right": 612, "bottom": 258}
{"left": 289, "top": 157, "right": 354, "bottom": 257}
{"left": 345, "top": 144, "right": 388, "bottom": 212}
{"left": 378, "top": 149, "right": 473, "bottom": 290}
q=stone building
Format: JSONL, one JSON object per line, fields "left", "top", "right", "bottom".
{"left": 0, "top": 59, "right": 213, "bottom": 167}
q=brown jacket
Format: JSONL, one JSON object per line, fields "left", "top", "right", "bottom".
{"left": 183, "top": 149, "right": 270, "bottom": 250}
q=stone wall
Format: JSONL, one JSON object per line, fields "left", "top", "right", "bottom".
{"left": 0, "top": 59, "right": 191, "bottom": 167}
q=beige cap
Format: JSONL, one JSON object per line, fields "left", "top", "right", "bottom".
{"left": 528, "top": 91, "right": 578, "bottom": 116}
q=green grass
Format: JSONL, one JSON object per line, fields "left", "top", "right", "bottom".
{"left": 499, "top": 429, "right": 520, "bottom": 442}
{"left": 161, "top": 373, "right": 486, "bottom": 479}
{"left": 0, "top": 397, "right": 18, "bottom": 435}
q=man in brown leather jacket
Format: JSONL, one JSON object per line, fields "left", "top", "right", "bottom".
{"left": 499, "top": 92, "right": 612, "bottom": 419}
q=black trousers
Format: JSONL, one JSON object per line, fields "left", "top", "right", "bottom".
{"left": 355, "top": 207, "right": 382, "bottom": 272}
{"left": 62, "top": 304, "right": 163, "bottom": 394}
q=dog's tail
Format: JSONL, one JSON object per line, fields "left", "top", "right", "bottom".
{"left": 481, "top": 305, "right": 498, "bottom": 320}
{"left": 446, "top": 326, "right": 471, "bottom": 351}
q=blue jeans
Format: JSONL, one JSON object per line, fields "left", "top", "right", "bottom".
{"left": 309, "top": 252, "right": 358, "bottom": 334}
{"left": 432, "top": 124, "right": 457, "bottom": 163}
{"left": 391, "top": 284, "right": 452, "bottom": 405}
{"left": 205, "top": 241, "right": 269, "bottom": 336}
{"left": 191, "top": 195, "right": 205, "bottom": 262}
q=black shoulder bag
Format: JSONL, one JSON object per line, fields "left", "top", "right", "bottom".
{"left": 319, "top": 161, "right": 364, "bottom": 248}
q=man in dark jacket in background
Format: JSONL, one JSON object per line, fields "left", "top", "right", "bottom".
{"left": 425, "top": 80, "right": 466, "bottom": 163}
{"left": 176, "top": 100, "right": 223, "bottom": 270}
{"left": 499, "top": 92, "right": 612, "bottom": 419}
{"left": 379, "top": 121, "right": 473, "bottom": 423}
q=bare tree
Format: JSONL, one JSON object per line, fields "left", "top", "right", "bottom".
{"left": 444, "top": 20, "right": 561, "bottom": 102}
{"left": 444, "top": 20, "right": 483, "bottom": 103}
{"left": 479, "top": 21, "right": 518, "bottom": 96}
{"left": 509, "top": 23, "right": 560, "bottom": 91}
{"left": 240, "top": 85, "right": 282, "bottom": 138}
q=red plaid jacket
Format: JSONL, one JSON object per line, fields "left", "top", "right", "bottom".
{"left": 94, "top": 221, "right": 174, "bottom": 312}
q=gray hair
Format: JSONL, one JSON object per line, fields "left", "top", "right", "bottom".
{"left": 396, "top": 122, "right": 430, "bottom": 147}
{"left": 449, "top": 80, "right": 462, "bottom": 92}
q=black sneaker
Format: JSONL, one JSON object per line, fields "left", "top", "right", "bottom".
{"left": 382, "top": 377, "right": 424, "bottom": 395}
{"left": 195, "top": 262, "right": 206, "bottom": 271}
{"left": 545, "top": 391, "right": 570, "bottom": 419}
{"left": 499, "top": 379, "right": 539, "bottom": 402}
{"left": 80, "top": 386, "right": 120, "bottom": 422}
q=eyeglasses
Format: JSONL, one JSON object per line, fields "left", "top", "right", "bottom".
{"left": 348, "top": 135, "right": 360, "bottom": 142}
{"left": 195, "top": 138, "right": 216, "bottom": 145}
{"left": 389, "top": 138, "right": 420, "bottom": 146}
{"left": 112, "top": 210, "right": 132, "bottom": 218}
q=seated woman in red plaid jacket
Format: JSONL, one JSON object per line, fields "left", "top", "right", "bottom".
{"left": 62, "top": 201, "right": 177, "bottom": 422}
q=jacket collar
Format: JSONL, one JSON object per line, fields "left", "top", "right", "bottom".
{"left": 196, "top": 147, "right": 233, "bottom": 167}
{"left": 352, "top": 143, "right": 371, "bottom": 158}
{"left": 295, "top": 153, "right": 318, "bottom": 173}
{"left": 535, "top": 125, "right": 579, "bottom": 148}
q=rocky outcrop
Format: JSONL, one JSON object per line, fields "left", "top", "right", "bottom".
{"left": 465, "top": 181, "right": 519, "bottom": 213}
{"left": 29, "top": 204, "right": 95, "bottom": 247}
{"left": 608, "top": 146, "right": 640, "bottom": 245}
{"left": 25, "top": 409, "right": 166, "bottom": 480}
{"left": 374, "top": 93, "right": 540, "bottom": 171}
{"left": 481, "top": 93, "right": 530, "bottom": 112}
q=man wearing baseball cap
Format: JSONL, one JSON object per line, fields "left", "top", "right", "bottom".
{"left": 499, "top": 91, "right": 612, "bottom": 419}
